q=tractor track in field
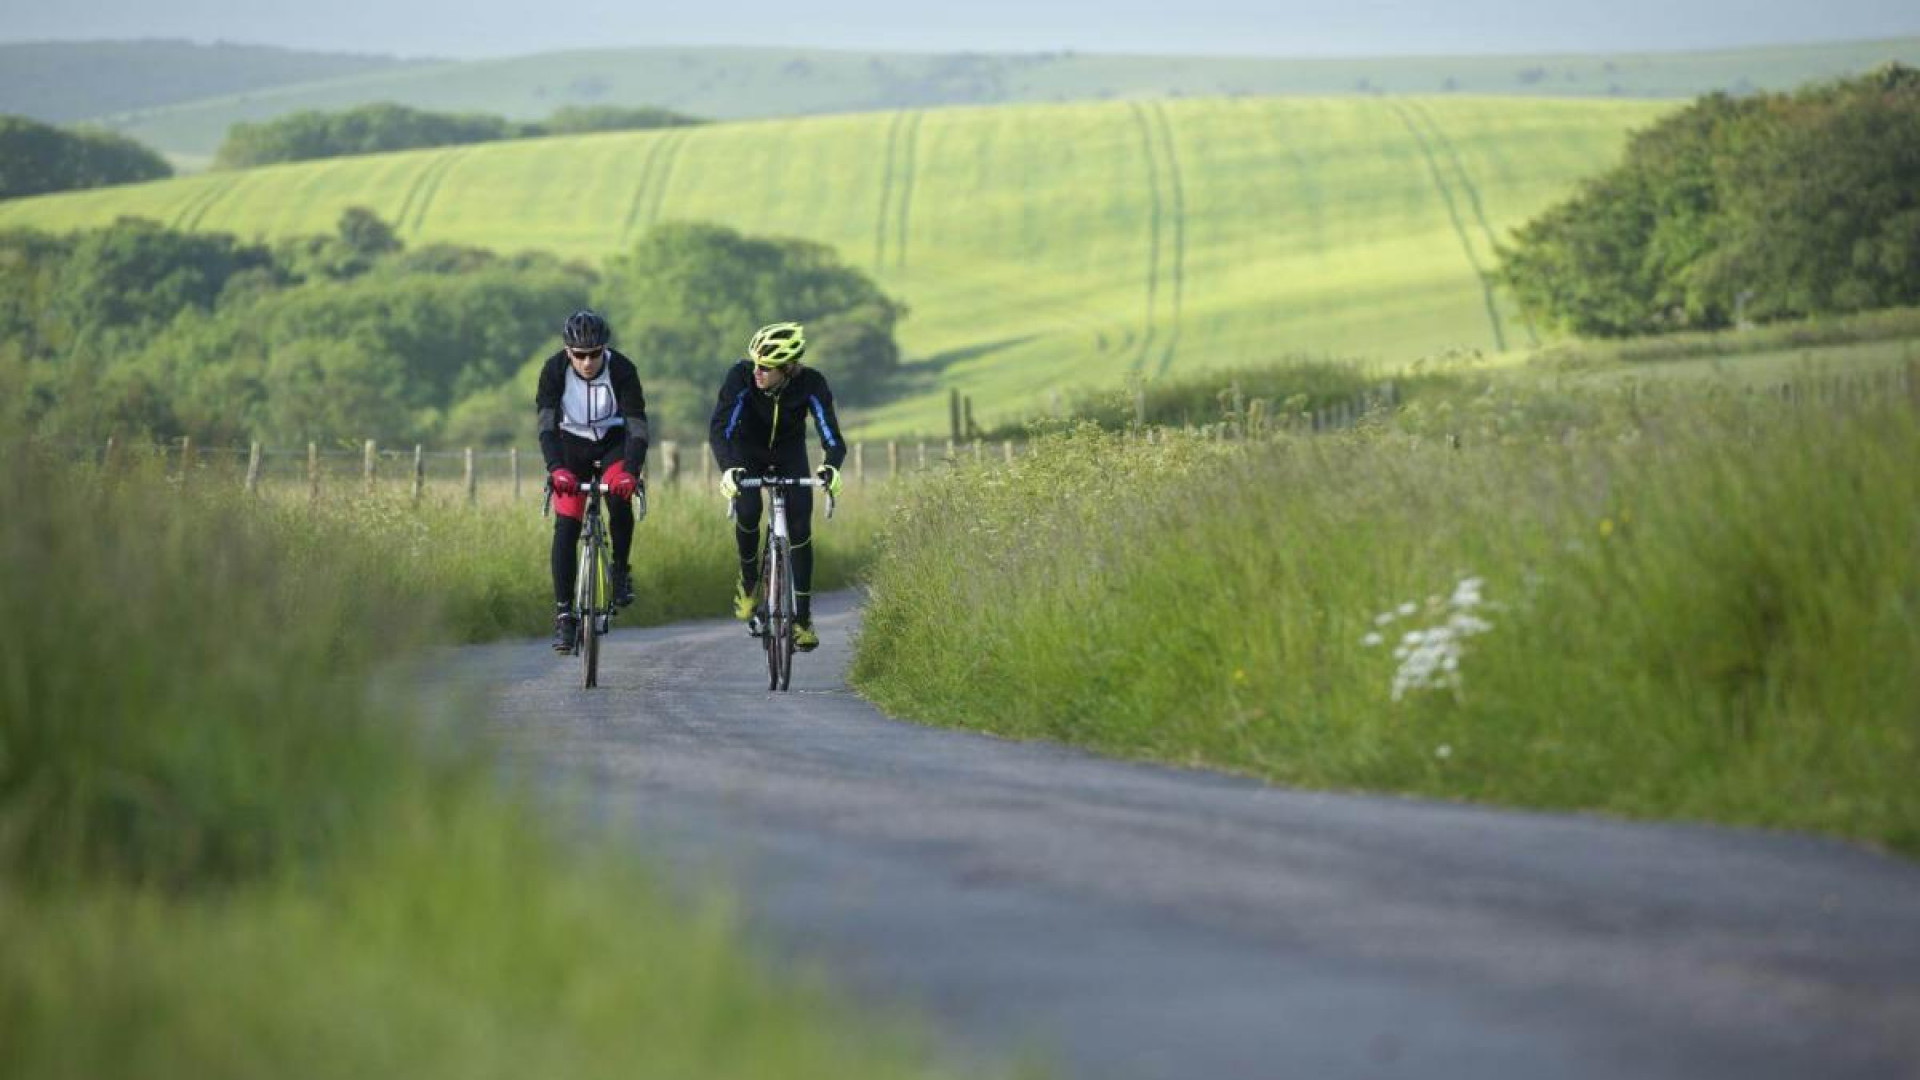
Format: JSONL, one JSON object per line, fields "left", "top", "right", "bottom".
{"left": 1402, "top": 100, "right": 1540, "bottom": 347}
{"left": 872, "top": 110, "right": 923, "bottom": 274}
{"left": 891, "top": 110, "right": 922, "bottom": 273}
{"left": 1146, "top": 101, "right": 1187, "bottom": 376}
{"left": 401, "top": 148, "right": 467, "bottom": 237}
{"left": 173, "top": 174, "right": 240, "bottom": 232}
{"left": 1388, "top": 99, "right": 1510, "bottom": 352}
{"left": 1129, "top": 102, "right": 1165, "bottom": 374}
{"left": 620, "top": 131, "right": 675, "bottom": 243}
{"left": 872, "top": 110, "right": 906, "bottom": 272}
{"left": 641, "top": 128, "right": 690, "bottom": 229}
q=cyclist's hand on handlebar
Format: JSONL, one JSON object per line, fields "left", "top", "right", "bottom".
{"left": 816, "top": 465, "right": 843, "bottom": 498}
{"left": 720, "top": 467, "right": 744, "bottom": 499}
{"left": 608, "top": 472, "right": 638, "bottom": 499}
{"left": 550, "top": 468, "right": 580, "bottom": 495}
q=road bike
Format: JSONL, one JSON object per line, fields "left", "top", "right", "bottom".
{"left": 546, "top": 473, "right": 645, "bottom": 689}
{"left": 732, "top": 475, "right": 833, "bottom": 692}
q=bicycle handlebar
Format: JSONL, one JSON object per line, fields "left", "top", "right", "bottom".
{"left": 727, "top": 475, "right": 837, "bottom": 520}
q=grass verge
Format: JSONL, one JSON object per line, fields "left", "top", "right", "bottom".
{"left": 0, "top": 440, "right": 955, "bottom": 1078}
{"left": 853, "top": 390, "right": 1920, "bottom": 855}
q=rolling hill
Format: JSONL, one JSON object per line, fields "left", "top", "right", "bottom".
{"left": 0, "top": 40, "right": 433, "bottom": 127}
{"left": 0, "top": 94, "right": 1673, "bottom": 435}
{"left": 57, "top": 38, "right": 1915, "bottom": 166}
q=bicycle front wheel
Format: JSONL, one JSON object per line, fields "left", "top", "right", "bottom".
{"left": 769, "top": 537, "right": 793, "bottom": 692}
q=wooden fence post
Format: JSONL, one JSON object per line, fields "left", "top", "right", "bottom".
{"left": 510, "top": 447, "right": 521, "bottom": 500}
{"left": 945, "top": 438, "right": 956, "bottom": 463}
{"left": 949, "top": 388, "right": 962, "bottom": 442}
{"left": 463, "top": 447, "right": 476, "bottom": 505}
{"left": 307, "top": 442, "right": 320, "bottom": 503}
{"left": 887, "top": 441, "right": 899, "bottom": 478}
{"left": 917, "top": 441, "right": 927, "bottom": 470}
{"left": 1002, "top": 440, "right": 1015, "bottom": 465}
{"left": 178, "top": 435, "right": 194, "bottom": 486}
{"left": 363, "top": 439, "right": 376, "bottom": 492}
{"left": 972, "top": 439, "right": 983, "bottom": 464}
{"left": 245, "top": 441, "right": 262, "bottom": 495}
{"left": 852, "top": 442, "right": 865, "bottom": 484}
{"left": 412, "top": 445, "right": 425, "bottom": 504}
{"left": 103, "top": 435, "right": 117, "bottom": 471}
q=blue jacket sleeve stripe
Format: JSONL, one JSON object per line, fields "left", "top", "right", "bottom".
{"left": 723, "top": 390, "right": 750, "bottom": 440}
{"left": 809, "top": 395, "right": 838, "bottom": 448}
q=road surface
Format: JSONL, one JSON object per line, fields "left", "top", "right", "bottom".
{"left": 473, "top": 592, "right": 1920, "bottom": 1079}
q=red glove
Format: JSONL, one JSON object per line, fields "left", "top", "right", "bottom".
{"left": 549, "top": 468, "right": 579, "bottom": 495}
{"left": 608, "top": 472, "right": 639, "bottom": 500}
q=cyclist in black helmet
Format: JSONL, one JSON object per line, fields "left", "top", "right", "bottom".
{"left": 537, "top": 310, "right": 649, "bottom": 652}
{"left": 709, "top": 321, "right": 846, "bottom": 651}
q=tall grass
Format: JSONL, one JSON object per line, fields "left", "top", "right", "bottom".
{"left": 0, "top": 441, "right": 954, "bottom": 1078}
{"left": 855, "top": 392, "right": 1920, "bottom": 854}
{"left": 230, "top": 478, "right": 881, "bottom": 642}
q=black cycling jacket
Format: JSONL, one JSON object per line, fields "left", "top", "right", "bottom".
{"left": 535, "top": 349, "right": 649, "bottom": 476}
{"left": 707, "top": 361, "right": 848, "bottom": 473}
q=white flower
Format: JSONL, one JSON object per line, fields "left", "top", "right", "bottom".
{"left": 1361, "top": 632, "right": 1384, "bottom": 647}
{"left": 1397, "top": 601, "right": 1418, "bottom": 616}
{"left": 1434, "top": 744, "right": 1453, "bottom": 760}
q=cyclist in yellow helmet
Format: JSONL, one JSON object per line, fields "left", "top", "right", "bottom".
{"left": 708, "top": 321, "right": 846, "bottom": 651}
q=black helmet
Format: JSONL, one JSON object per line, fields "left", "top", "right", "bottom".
{"left": 562, "top": 310, "right": 611, "bottom": 349}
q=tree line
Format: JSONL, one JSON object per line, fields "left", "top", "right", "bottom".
{"left": 0, "top": 213, "right": 902, "bottom": 449}
{"left": 0, "top": 114, "right": 171, "bottom": 199}
{"left": 213, "top": 103, "right": 705, "bottom": 168}
{"left": 1496, "top": 63, "right": 1920, "bottom": 337}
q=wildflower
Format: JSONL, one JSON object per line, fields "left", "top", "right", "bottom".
{"left": 1366, "top": 574, "right": 1498, "bottom": 701}
{"left": 1599, "top": 518, "right": 1615, "bottom": 538}
{"left": 1434, "top": 744, "right": 1453, "bottom": 760}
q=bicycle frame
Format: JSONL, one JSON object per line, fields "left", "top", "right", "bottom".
{"left": 547, "top": 477, "right": 615, "bottom": 688}
{"left": 732, "top": 475, "right": 834, "bottom": 691}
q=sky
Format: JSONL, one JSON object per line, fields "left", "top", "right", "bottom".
{"left": 2, "top": 0, "right": 1917, "bottom": 59}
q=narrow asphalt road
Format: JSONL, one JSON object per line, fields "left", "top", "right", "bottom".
{"left": 473, "top": 592, "right": 1920, "bottom": 1079}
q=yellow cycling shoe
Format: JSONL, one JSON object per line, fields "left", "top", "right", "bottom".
{"left": 733, "top": 585, "right": 757, "bottom": 621}
{"left": 793, "top": 621, "right": 819, "bottom": 652}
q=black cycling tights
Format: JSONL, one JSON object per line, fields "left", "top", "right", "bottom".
{"left": 732, "top": 484, "right": 814, "bottom": 621}
{"left": 551, "top": 499, "right": 634, "bottom": 605}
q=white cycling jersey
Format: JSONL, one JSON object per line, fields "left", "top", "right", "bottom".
{"left": 560, "top": 363, "right": 624, "bottom": 441}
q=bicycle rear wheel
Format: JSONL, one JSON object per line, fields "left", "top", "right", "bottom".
{"left": 581, "top": 535, "right": 601, "bottom": 689}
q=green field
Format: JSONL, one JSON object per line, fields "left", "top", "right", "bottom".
{"left": 0, "top": 94, "right": 1671, "bottom": 435}
{"left": 53, "top": 38, "right": 1919, "bottom": 165}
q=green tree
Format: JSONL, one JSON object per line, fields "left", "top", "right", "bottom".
{"left": 0, "top": 115, "right": 171, "bottom": 199}
{"left": 1497, "top": 64, "right": 1920, "bottom": 336}
{"left": 599, "top": 222, "right": 904, "bottom": 433}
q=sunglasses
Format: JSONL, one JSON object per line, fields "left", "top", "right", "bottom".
{"left": 567, "top": 346, "right": 605, "bottom": 361}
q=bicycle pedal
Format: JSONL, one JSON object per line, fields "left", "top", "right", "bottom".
{"left": 747, "top": 615, "right": 766, "bottom": 637}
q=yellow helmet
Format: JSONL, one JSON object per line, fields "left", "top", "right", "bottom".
{"left": 748, "top": 322, "right": 806, "bottom": 367}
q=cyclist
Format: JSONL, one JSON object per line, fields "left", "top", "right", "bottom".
{"left": 537, "top": 310, "right": 649, "bottom": 652}
{"left": 709, "top": 321, "right": 846, "bottom": 651}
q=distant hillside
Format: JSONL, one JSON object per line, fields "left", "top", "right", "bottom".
{"left": 0, "top": 40, "right": 434, "bottom": 127}
{"left": 71, "top": 37, "right": 1920, "bottom": 164}
{"left": 0, "top": 95, "right": 1670, "bottom": 435}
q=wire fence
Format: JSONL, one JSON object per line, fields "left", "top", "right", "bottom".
{"left": 54, "top": 359, "right": 1920, "bottom": 504}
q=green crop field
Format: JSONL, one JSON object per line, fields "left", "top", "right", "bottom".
{"left": 1, "top": 95, "right": 1672, "bottom": 435}
{"left": 54, "top": 38, "right": 1919, "bottom": 165}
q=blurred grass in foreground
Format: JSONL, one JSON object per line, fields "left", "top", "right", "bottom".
{"left": 854, "top": 385, "right": 1920, "bottom": 854}
{"left": 0, "top": 440, "right": 950, "bottom": 1079}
